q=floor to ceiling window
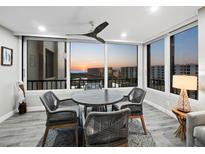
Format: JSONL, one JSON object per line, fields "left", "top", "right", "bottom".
{"left": 27, "top": 39, "right": 67, "bottom": 90}
{"left": 107, "top": 44, "right": 138, "bottom": 88}
{"left": 170, "top": 26, "right": 198, "bottom": 99}
{"left": 26, "top": 38, "right": 138, "bottom": 90}
{"left": 147, "top": 39, "right": 165, "bottom": 91}
{"left": 70, "top": 42, "right": 105, "bottom": 89}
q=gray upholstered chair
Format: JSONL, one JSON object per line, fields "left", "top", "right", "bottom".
{"left": 112, "top": 87, "right": 147, "bottom": 135}
{"left": 83, "top": 108, "right": 130, "bottom": 147}
{"left": 40, "top": 91, "right": 80, "bottom": 147}
{"left": 84, "top": 82, "right": 106, "bottom": 112}
{"left": 84, "top": 82, "right": 102, "bottom": 90}
{"left": 186, "top": 110, "right": 205, "bottom": 146}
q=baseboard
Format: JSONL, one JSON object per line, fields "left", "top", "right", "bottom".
{"left": 0, "top": 110, "right": 16, "bottom": 123}
{"left": 145, "top": 99, "right": 176, "bottom": 119}
{"left": 27, "top": 106, "right": 45, "bottom": 112}
{"left": 0, "top": 106, "right": 45, "bottom": 124}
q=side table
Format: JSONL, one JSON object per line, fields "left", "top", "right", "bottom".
{"left": 172, "top": 108, "right": 188, "bottom": 141}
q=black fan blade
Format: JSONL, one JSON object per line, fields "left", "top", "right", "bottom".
{"left": 66, "top": 33, "right": 85, "bottom": 36}
{"left": 82, "top": 32, "right": 95, "bottom": 38}
{"left": 95, "top": 37, "right": 105, "bottom": 43}
{"left": 93, "top": 21, "right": 109, "bottom": 34}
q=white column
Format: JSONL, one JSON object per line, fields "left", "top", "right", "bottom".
{"left": 164, "top": 35, "right": 170, "bottom": 94}
{"left": 143, "top": 45, "right": 147, "bottom": 89}
{"left": 18, "top": 36, "right": 22, "bottom": 81}
{"left": 23, "top": 38, "right": 27, "bottom": 90}
{"left": 137, "top": 44, "right": 144, "bottom": 88}
{"left": 104, "top": 44, "right": 108, "bottom": 89}
{"left": 66, "top": 42, "right": 71, "bottom": 90}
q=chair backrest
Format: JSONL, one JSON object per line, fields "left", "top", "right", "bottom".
{"left": 84, "top": 108, "right": 130, "bottom": 146}
{"left": 40, "top": 91, "right": 59, "bottom": 112}
{"left": 84, "top": 82, "right": 102, "bottom": 90}
{"left": 128, "top": 87, "right": 146, "bottom": 104}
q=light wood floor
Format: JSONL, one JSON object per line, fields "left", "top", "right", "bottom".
{"left": 0, "top": 103, "right": 186, "bottom": 147}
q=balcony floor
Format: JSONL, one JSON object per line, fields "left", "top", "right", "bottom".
{"left": 0, "top": 103, "right": 185, "bottom": 147}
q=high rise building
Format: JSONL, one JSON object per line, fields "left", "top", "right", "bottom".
{"left": 150, "top": 65, "right": 164, "bottom": 80}
{"left": 120, "top": 66, "right": 138, "bottom": 79}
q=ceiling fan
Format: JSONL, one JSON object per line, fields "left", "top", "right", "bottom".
{"left": 66, "top": 21, "right": 109, "bottom": 43}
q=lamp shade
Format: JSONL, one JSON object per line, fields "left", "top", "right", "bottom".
{"left": 172, "top": 75, "right": 197, "bottom": 90}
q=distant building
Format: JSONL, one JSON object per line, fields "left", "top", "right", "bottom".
{"left": 112, "top": 69, "right": 120, "bottom": 78}
{"left": 87, "top": 67, "right": 104, "bottom": 77}
{"left": 87, "top": 67, "right": 113, "bottom": 78}
{"left": 174, "top": 64, "right": 198, "bottom": 75}
{"left": 150, "top": 65, "right": 164, "bottom": 80}
{"left": 150, "top": 64, "right": 198, "bottom": 80}
{"left": 120, "top": 67, "right": 138, "bottom": 79}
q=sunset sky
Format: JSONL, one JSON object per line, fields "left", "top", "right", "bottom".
{"left": 70, "top": 42, "right": 137, "bottom": 73}
{"left": 71, "top": 42, "right": 104, "bottom": 73}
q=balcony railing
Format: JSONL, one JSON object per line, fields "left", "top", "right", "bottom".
{"left": 148, "top": 79, "right": 165, "bottom": 91}
{"left": 70, "top": 79, "right": 104, "bottom": 89}
{"left": 27, "top": 78, "right": 138, "bottom": 90}
{"left": 108, "top": 78, "right": 137, "bottom": 88}
{"left": 27, "top": 80, "right": 67, "bottom": 90}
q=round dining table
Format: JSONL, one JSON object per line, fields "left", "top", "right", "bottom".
{"left": 72, "top": 89, "right": 124, "bottom": 117}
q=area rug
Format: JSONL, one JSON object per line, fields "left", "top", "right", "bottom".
{"left": 37, "top": 119, "right": 156, "bottom": 147}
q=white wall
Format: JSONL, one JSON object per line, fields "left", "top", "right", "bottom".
{"left": 0, "top": 26, "right": 20, "bottom": 118}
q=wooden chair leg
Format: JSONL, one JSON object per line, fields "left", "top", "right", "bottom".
{"left": 140, "top": 115, "right": 147, "bottom": 135}
{"left": 75, "top": 126, "right": 78, "bottom": 147}
{"left": 42, "top": 127, "right": 49, "bottom": 147}
{"left": 117, "top": 142, "right": 128, "bottom": 147}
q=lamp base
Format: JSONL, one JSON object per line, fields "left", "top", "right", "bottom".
{"left": 176, "top": 89, "right": 191, "bottom": 113}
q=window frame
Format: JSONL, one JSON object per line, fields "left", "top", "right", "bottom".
{"left": 23, "top": 37, "right": 68, "bottom": 92}
{"left": 146, "top": 38, "right": 165, "bottom": 92}
{"left": 106, "top": 43, "right": 138, "bottom": 88}
{"left": 170, "top": 24, "right": 198, "bottom": 100}
{"left": 69, "top": 41, "right": 106, "bottom": 89}
{"left": 23, "top": 37, "right": 139, "bottom": 92}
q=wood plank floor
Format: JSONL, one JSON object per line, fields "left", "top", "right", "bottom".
{"left": 0, "top": 103, "right": 186, "bottom": 147}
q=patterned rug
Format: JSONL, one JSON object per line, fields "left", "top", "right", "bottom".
{"left": 37, "top": 119, "right": 156, "bottom": 147}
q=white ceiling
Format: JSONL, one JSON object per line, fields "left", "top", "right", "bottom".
{"left": 0, "top": 6, "right": 200, "bottom": 43}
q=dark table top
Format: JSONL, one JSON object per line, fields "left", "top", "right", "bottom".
{"left": 72, "top": 89, "right": 124, "bottom": 106}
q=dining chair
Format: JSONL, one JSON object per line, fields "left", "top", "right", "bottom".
{"left": 112, "top": 87, "right": 147, "bottom": 135}
{"left": 84, "top": 82, "right": 107, "bottom": 113}
{"left": 40, "top": 91, "right": 80, "bottom": 146}
{"left": 84, "top": 82, "right": 102, "bottom": 90}
{"left": 83, "top": 108, "right": 130, "bottom": 147}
